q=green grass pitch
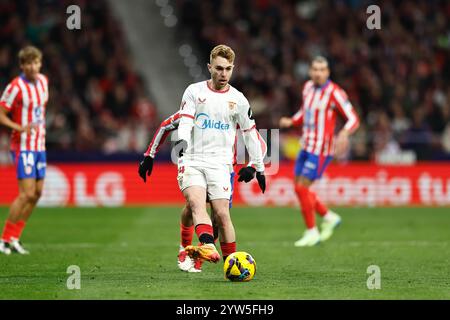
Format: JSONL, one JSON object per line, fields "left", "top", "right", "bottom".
{"left": 0, "top": 206, "right": 449, "bottom": 299}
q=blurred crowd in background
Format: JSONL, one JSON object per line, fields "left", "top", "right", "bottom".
{"left": 176, "top": 0, "right": 450, "bottom": 161}
{"left": 0, "top": 0, "right": 449, "bottom": 163}
{"left": 0, "top": 0, "right": 158, "bottom": 163}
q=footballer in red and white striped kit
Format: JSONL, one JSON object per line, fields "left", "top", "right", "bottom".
{"left": 0, "top": 46, "right": 49, "bottom": 255}
{"left": 280, "top": 56, "right": 359, "bottom": 247}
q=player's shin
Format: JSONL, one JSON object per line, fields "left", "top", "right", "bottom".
{"left": 8, "top": 195, "right": 26, "bottom": 223}
{"left": 310, "top": 191, "right": 328, "bottom": 216}
{"left": 180, "top": 206, "right": 194, "bottom": 248}
{"left": 295, "top": 184, "right": 316, "bottom": 229}
{"left": 180, "top": 223, "right": 194, "bottom": 248}
{"left": 13, "top": 220, "right": 26, "bottom": 240}
{"left": 20, "top": 201, "right": 36, "bottom": 222}
{"left": 220, "top": 242, "right": 236, "bottom": 262}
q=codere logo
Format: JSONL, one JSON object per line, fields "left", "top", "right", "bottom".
{"left": 195, "top": 113, "right": 230, "bottom": 130}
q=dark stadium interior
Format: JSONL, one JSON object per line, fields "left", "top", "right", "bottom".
{"left": 0, "top": 0, "right": 159, "bottom": 162}
{"left": 0, "top": 0, "right": 449, "bottom": 163}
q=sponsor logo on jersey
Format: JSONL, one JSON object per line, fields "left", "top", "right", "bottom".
{"left": 195, "top": 113, "right": 230, "bottom": 130}
{"left": 34, "top": 106, "right": 45, "bottom": 124}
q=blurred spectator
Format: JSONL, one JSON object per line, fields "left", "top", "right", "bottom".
{"left": 1, "top": 0, "right": 448, "bottom": 162}
{"left": 0, "top": 0, "right": 158, "bottom": 162}
{"left": 401, "top": 108, "right": 433, "bottom": 160}
{"left": 390, "top": 101, "right": 411, "bottom": 140}
{"left": 373, "top": 111, "right": 402, "bottom": 162}
{"left": 175, "top": 0, "right": 450, "bottom": 161}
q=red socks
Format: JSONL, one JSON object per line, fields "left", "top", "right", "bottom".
{"left": 220, "top": 242, "right": 236, "bottom": 261}
{"left": 295, "top": 185, "right": 316, "bottom": 229}
{"left": 195, "top": 224, "right": 214, "bottom": 244}
{"left": 1, "top": 220, "right": 26, "bottom": 242}
{"left": 180, "top": 223, "right": 194, "bottom": 248}
{"left": 1, "top": 220, "right": 15, "bottom": 242}
{"left": 181, "top": 223, "right": 220, "bottom": 246}
{"left": 310, "top": 191, "right": 328, "bottom": 217}
{"left": 15, "top": 220, "right": 26, "bottom": 239}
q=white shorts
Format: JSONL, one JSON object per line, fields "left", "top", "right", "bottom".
{"left": 177, "top": 162, "right": 232, "bottom": 201}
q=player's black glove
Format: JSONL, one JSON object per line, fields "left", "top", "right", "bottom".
{"left": 238, "top": 166, "right": 256, "bottom": 183}
{"left": 175, "top": 139, "right": 188, "bottom": 158}
{"left": 238, "top": 167, "right": 266, "bottom": 193}
{"left": 138, "top": 156, "right": 154, "bottom": 183}
{"left": 256, "top": 171, "right": 266, "bottom": 194}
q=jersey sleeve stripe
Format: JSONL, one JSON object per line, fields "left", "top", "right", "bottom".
{"left": 334, "top": 89, "right": 360, "bottom": 133}
{"left": 144, "top": 112, "right": 180, "bottom": 157}
{"left": 1, "top": 85, "right": 19, "bottom": 110}
{"left": 292, "top": 110, "right": 303, "bottom": 127}
{"left": 145, "top": 126, "right": 166, "bottom": 157}
{"left": 256, "top": 130, "right": 267, "bottom": 158}
{"left": 0, "top": 101, "right": 10, "bottom": 111}
{"left": 180, "top": 113, "right": 195, "bottom": 119}
{"left": 242, "top": 124, "right": 256, "bottom": 133}
{"left": 343, "top": 109, "right": 359, "bottom": 132}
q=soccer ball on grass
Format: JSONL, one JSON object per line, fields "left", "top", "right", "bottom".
{"left": 223, "top": 251, "right": 256, "bottom": 282}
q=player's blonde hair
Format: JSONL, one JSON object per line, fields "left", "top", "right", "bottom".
{"left": 18, "top": 46, "right": 42, "bottom": 65}
{"left": 210, "top": 45, "right": 235, "bottom": 64}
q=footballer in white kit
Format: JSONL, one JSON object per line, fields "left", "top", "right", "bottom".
{"left": 177, "top": 80, "right": 264, "bottom": 200}
{"left": 176, "top": 44, "right": 265, "bottom": 264}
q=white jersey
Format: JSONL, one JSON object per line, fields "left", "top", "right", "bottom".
{"left": 177, "top": 80, "right": 264, "bottom": 172}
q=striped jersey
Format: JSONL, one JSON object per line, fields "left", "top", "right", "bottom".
{"left": 291, "top": 79, "right": 359, "bottom": 156}
{"left": 144, "top": 111, "right": 182, "bottom": 158}
{"left": 0, "top": 73, "right": 49, "bottom": 152}
{"left": 144, "top": 110, "right": 267, "bottom": 165}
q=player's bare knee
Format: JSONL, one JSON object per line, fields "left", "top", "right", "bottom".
{"left": 23, "top": 191, "right": 38, "bottom": 203}
{"left": 17, "top": 192, "right": 29, "bottom": 203}
{"left": 296, "top": 176, "right": 312, "bottom": 188}
{"left": 34, "top": 189, "right": 43, "bottom": 201}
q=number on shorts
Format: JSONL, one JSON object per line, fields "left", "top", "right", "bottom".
{"left": 21, "top": 152, "right": 35, "bottom": 167}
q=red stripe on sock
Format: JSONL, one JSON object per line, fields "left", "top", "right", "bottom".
{"left": 180, "top": 223, "right": 194, "bottom": 248}
{"left": 295, "top": 184, "right": 316, "bottom": 229}
{"left": 195, "top": 224, "right": 213, "bottom": 239}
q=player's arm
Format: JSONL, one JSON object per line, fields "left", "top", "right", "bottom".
{"left": 176, "top": 86, "right": 196, "bottom": 157}
{"left": 333, "top": 88, "right": 360, "bottom": 157}
{"left": 236, "top": 96, "right": 266, "bottom": 193}
{"left": 279, "top": 109, "right": 303, "bottom": 129}
{"left": 280, "top": 82, "right": 308, "bottom": 129}
{"left": 0, "top": 84, "right": 34, "bottom": 134}
{"left": 138, "top": 112, "right": 180, "bottom": 183}
{"left": 246, "top": 129, "right": 267, "bottom": 168}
